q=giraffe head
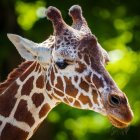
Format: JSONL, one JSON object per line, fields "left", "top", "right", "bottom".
{"left": 7, "top": 5, "right": 133, "bottom": 128}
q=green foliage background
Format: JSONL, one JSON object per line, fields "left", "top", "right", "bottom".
{"left": 0, "top": 0, "right": 140, "bottom": 139}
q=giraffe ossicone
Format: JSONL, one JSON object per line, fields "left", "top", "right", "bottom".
{"left": 0, "top": 5, "right": 133, "bottom": 140}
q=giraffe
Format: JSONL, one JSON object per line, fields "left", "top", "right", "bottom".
{"left": 0, "top": 5, "right": 133, "bottom": 140}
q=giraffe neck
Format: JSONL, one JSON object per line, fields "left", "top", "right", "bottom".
{"left": 0, "top": 61, "right": 58, "bottom": 140}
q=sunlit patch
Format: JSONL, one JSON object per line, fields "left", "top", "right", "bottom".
{"left": 108, "top": 49, "right": 124, "bottom": 62}
{"left": 107, "top": 47, "right": 138, "bottom": 88}
{"left": 47, "top": 111, "right": 60, "bottom": 123}
{"left": 64, "top": 114, "right": 109, "bottom": 138}
{"left": 15, "top": 1, "right": 45, "bottom": 30}
{"left": 36, "top": 7, "right": 47, "bottom": 18}
{"left": 114, "top": 19, "right": 126, "bottom": 30}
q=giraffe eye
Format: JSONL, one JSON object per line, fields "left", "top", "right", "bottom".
{"left": 109, "top": 95, "right": 120, "bottom": 106}
{"left": 56, "top": 60, "right": 69, "bottom": 69}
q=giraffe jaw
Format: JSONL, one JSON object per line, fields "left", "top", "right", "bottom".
{"left": 108, "top": 115, "right": 130, "bottom": 128}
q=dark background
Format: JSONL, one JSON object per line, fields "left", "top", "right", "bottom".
{"left": 0, "top": 0, "right": 140, "bottom": 140}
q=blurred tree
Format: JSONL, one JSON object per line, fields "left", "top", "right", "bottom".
{"left": 0, "top": 0, "right": 140, "bottom": 140}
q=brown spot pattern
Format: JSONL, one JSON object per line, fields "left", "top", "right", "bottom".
{"left": 0, "top": 61, "right": 33, "bottom": 94}
{"left": 14, "top": 99, "right": 35, "bottom": 127}
{"left": 21, "top": 76, "right": 34, "bottom": 95}
{"left": 20, "top": 62, "right": 37, "bottom": 81}
{"left": 79, "top": 81, "right": 89, "bottom": 92}
{"left": 55, "top": 76, "right": 63, "bottom": 91}
{"left": 46, "top": 81, "right": 51, "bottom": 91}
{"left": 35, "top": 63, "right": 40, "bottom": 72}
{"left": 92, "top": 75, "right": 104, "bottom": 88}
{"left": 63, "top": 98, "right": 69, "bottom": 104}
{"left": 48, "top": 94, "right": 53, "bottom": 100}
{"left": 78, "top": 52, "right": 82, "bottom": 59}
{"left": 78, "top": 94, "right": 92, "bottom": 107}
{"left": 68, "top": 97, "right": 73, "bottom": 103}
{"left": 32, "top": 93, "right": 44, "bottom": 108}
{"left": 84, "top": 54, "right": 90, "bottom": 65}
{"left": 64, "top": 77, "right": 78, "bottom": 97}
{"left": 74, "top": 100, "right": 81, "bottom": 108}
{"left": 53, "top": 66, "right": 58, "bottom": 73}
{"left": 75, "top": 62, "right": 86, "bottom": 73}
{"left": 74, "top": 76, "right": 78, "bottom": 82}
{"left": 50, "top": 68, "right": 55, "bottom": 85}
{"left": 85, "top": 75, "right": 91, "bottom": 83}
{"left": 0, "top": 82, "right": 18, "bottom": 117}
{"left": 52, "top": 93, "right": 61, "bottom": 101}
{"left": 39, "top": 103, "right": 51, "bottom": 118}
{"left": 1, "top": 123, "right": 28, "bottom": 140}
{"left": 54, "top": 88, "right": 64, "bottom": 97}
{"left": 92, "top": 91, "right": 99, "bottom": 105}
{"left": 36, "top": 75, "right": 45, "bottom": 89}
{"left": 63, "top": 97, "right": 73, "bottom": 104}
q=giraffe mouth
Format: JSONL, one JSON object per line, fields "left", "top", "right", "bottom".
{"left": 108, "top": 115, "right": 130, "bottom": 128}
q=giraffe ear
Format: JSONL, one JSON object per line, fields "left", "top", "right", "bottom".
{"left": 7, "top": 33, "right": 39, "bottom": 61}
{"left": 7, "top": 33, "right": 52, "bottom": 62}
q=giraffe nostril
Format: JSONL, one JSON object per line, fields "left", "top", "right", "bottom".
{"left": 109, "top": 95, "right": 120, "bottom": 106}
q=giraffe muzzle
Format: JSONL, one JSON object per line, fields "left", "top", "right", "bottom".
{"left": 108, "top": 113, "right": 133, "bottom": 128}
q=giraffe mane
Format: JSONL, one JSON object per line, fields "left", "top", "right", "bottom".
{"left": 0, "top": 61, "right": 33, "bottom": 94}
